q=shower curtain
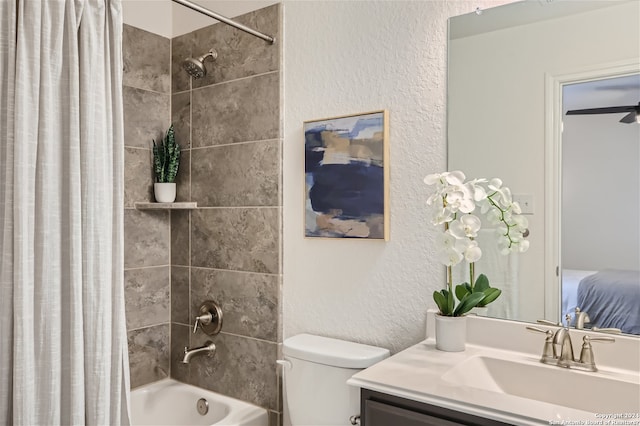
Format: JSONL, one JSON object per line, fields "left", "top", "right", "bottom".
{"left": 0, "top": 0, "right": 130, "bottom": 424}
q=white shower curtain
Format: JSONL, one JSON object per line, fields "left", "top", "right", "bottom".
{"left": 0, "top": 0, "right": 130, "bottom": 424}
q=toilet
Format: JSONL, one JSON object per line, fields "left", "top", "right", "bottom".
{"left": 280, "top": 333, "right": 390, "bottom": 426}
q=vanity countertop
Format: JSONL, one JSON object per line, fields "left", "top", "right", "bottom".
{"left": 347, "top": 312, "right": 640, "bottom": 425}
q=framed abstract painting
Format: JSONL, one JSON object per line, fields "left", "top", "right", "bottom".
{"left": 304, "top": 110, "right": 389, "bottom": 240}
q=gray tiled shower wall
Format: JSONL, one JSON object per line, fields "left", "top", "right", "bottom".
{"left": 122, "top": 4, "right": 282, "bottom": 425}
{"left": 123, "top": 23, "right": 172, "bottom": 389}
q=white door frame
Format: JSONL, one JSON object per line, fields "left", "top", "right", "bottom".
{"left": 543, "top": 60, "right": 640, "bottom": 322}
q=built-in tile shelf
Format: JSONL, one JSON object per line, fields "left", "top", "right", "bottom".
{"left": 134, "top": 202, "right": 198, "bottom": 210}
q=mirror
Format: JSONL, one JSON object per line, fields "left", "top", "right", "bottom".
{"left": 447, "top": 0, "right": 640, "bottom": 334}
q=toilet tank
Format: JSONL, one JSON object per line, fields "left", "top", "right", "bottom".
{"left": 281, "top": 334, "right": 390, "bottom": 426}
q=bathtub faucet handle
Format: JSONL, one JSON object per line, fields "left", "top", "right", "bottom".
{"left": 193, "top": 301, "right": 223, "bottom": 336}
{"left": 193, "top": 312, "right": 213, "bottom": 334}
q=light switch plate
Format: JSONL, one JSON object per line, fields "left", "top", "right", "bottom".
{"left": 513, "top": 193, "right": 534, "bottom": 215}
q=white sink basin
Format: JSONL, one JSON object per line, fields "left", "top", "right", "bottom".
{"left": 441, "top": 355, "right": 640, "bottom": 413}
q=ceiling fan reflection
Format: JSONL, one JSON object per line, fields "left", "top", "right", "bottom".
{"left": 566, "top": 102, "right": 640, "bottom": 124}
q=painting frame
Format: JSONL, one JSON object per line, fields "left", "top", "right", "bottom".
{"left": 303, "top": 110, "right": 389, "bottom": 240}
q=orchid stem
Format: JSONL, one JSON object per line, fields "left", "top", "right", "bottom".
{"left": 444, "top": 215, "right": 452, "bottom": 293}
{"left": 470, "top": 262, "right": 475, "bottom": 291}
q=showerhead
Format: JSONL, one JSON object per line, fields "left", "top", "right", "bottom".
{"left": 182, "top": 49, "right": 217, "bottom": 79}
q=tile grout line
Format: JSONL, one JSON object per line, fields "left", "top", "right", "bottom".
{"left": 168, "top": 36, "right": 173, "bottom": 379}
{"left": 189, "top": 265, "right": 281, "bottom": 277}
{"left": 190, "top": 138, "right": 280, "bottom": 149}
{"left": 190, "top": 69, "right": 279, "bottom": 93}
{"left": 124, "top": 264, "right": 171, "bottom": 271}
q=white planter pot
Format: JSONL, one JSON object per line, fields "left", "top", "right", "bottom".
{"left": 435, "top": 314, "right": 467, "bottom": 352}
{"left": 154, "top": 182, "right": 176, "bottom": 203}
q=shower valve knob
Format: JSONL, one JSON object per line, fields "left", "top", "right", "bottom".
{"left": 192, "top": 301, "right": 223, "bottom": 336}
{"left": 193, "top": 313, "right": 212, "bottom": 333}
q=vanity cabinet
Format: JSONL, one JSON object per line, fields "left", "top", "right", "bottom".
{"left": 360, "top": 389, "right": 511, "bottom": 426}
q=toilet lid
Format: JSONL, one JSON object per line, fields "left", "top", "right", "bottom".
{"left": 283, "top": 333, "right": 390, "bottom": 368}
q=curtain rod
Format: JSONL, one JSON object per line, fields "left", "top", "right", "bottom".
{"left": 171, "top": 0, "right": 276, "bottom": 44}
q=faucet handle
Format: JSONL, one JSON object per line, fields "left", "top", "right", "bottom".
{"left": 526, "top": 326, "right": 556, "bottom": 360}
{"left": 578, "top": 335, "right": 615, "bottom": 371}
{"left": 193, "top": 301, "right": 223, "bottom": 336}
{"left": 592, "top": 327, "right": 621, "bottom": 334}
{"left": 193, "top": 312, "right": 213, "bottom": 334}
{"left": 526, "top": 326, "right": 551, "bottom": 334}
{"left": 583, "top": 335, "right": 615, "bottom": 344}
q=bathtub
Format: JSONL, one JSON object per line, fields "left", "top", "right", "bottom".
{"left": 131, "top": 379, "right": 269, "bottom": 426}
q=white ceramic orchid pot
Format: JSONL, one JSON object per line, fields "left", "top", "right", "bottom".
{"left": 154, "top": 182, "right": 176, "bottom": 203}
{"left": 435, "top": 314, "right": 467, "bottom": 352}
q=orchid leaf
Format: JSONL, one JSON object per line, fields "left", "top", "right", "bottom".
{"left": 477, "top": 288, "right": 501, "bottom": 307}
{"left": 453, "top": 292, "right": 485, "bottom": 316}
{"left": 473, "top": 274, "right": 490, "bottom": 292}
{"left": 455, "top": 283, "right": 471, "bottom": 301}
{"left": 433, "top": 290, "right": 449, "bottom": 316}
{"left": 433, "top": 289, "right": 457, "bottom": 316}
{"left": 446, "top": 289, "right": 455, "bottom": 314}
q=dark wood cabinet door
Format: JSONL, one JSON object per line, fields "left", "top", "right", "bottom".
{"left": 360, "top": 389, "right": 511, "bottom": 426}
{"left": 365, "top": 399, "right": 465, "bottom": 426}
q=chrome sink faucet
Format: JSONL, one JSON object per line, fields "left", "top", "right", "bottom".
{"left": 574, "top": 307, "right": 590, "bottom": 329}
{"left": 527, "top": 315, "right": 615, "bottom": 372}
{"left": 554, "top": 315, "right": 575, "bottom": 367}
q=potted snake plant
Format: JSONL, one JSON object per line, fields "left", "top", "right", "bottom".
{"left": 153, "top": 124, "right": 181, "bottom": 203}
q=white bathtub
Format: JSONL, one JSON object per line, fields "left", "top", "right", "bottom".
{"left": 131, "top": 379, "right": 269, "bottom": 426}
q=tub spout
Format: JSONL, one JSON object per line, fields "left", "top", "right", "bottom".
{"left": 182, "top": 341, "right": 216, "bottom": 364}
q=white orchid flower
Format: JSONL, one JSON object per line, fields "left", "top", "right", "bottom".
{"left": 447, "top": 188, "right": 475, "bottom": 213}
{"left": 438, "top": 249, "right": 464, "bottom": 267}
{"left": 443, "top": 190, "right": 472, "bottom": 214}
{"left": 436, "top": 230, "right": 457, "bottom": 251}
{"left": 454, "top": 238, "right": 482, "bottom": 263}
{"left": 436, "top": 231, "right": 464, "bottom": 266}
{"left": 511, "top": 201, "right": 522, "bottom": 215}
{"left": 463, "top": 241, "right": 482, "bottom": 263}
{"left": 465, "top": 178, "right": 488, "bottom": 202}
{"left": 513, "top": 215, "right": 528, "bottom": 230}
{"left": 449, "top": 215, "right": 481, "bottom": 239}
{"left": 486, "top": 208, "right": 502, "bottom": 225}
{"left": 499, "top": 186, "right": 513, "bottom": 206}
{"left": 424, "top": 173, "right": 445, "bottom": 186}
{"left": 478, "top": 198, "right": 491, "bottom": 215}
{"left": 496, "top": 236, "right": 512, "bottom": 255}
{"left": 431, "top": 208, "right": 453, "bottom": 225}
{"left": 444, "top": 170, "right": 466, "bottom": 186}
{"left": 488, "top": 178, "right": 503, "bottom": 190}
{"left": 509, "top": 232, "right": 523, "bottom": 243}
{"left": 457, "top": 198, "right": 475, "bottom": 214}
{"left": 426, "top": 171, "right": 529, "bottom": 279}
